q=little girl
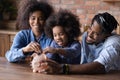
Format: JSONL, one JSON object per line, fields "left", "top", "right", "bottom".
{"left": 43, "top": 9, "right": 81, "bottom": 64}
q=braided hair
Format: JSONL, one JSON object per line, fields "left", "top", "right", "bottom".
{"left": 91, "top": 12, "right": 119, "bottom": 34}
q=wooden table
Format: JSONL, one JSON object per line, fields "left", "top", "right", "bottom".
{"left": 0, "top": 57, "right": 120, "bottom": 80}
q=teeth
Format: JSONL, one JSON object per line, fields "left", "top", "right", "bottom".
{"left": 34, "top": 26, "right": 39, "bottom": 27}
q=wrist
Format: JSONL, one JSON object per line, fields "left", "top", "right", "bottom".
{"left": 62, "top": 64, "right": 69, "bottom": 74}
{"left": 22, "top": 47, "right": 27, "bottom": 53}
{"left": 55, "top": 48, "right": 59, "bottom": 53}
{"left": 59, "top": 64, "right": 64, "bottom": 74}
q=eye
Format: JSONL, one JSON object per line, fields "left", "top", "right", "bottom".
{"left": 30, "top": 17, "right": 36, "bottom": 20}
{"left": 53, "top": 34, "right": 57, "bottom": 37}
{"left": 59, "top": 33, "right": 64, "bottom": 36}
{"left": 38, "top": 17, "right": 45, "bottom": 21}
{"left": 38, "top": 16, "right": 45, "bottom": 21}
{"left": 94, "top": 32, "right": 100, "bottom": 36}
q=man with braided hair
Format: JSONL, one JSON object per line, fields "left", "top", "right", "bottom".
{"left": 39, "top": 12, "right": 120, "bottom": 74}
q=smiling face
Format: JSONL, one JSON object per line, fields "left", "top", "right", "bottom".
{"left": 86, "top": 20, "right": 107, "bottom": 44}
{"left": 52, "top": 26, "right": 68, "bottom": 47}
{"left": 29, "top": 11, "right": 45, "bottom": 36}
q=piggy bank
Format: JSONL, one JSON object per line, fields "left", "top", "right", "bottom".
{"left": 31, "top": 53, "right": 47, "bottom": 73}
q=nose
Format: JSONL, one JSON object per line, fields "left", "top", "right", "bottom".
{"left": 88, "top": 30, "right": 93, "bottom": 38}
{"left": 34, "top": 18, "right": 39, "bottom": 25}
{"left": 56, "top": 35, "right": 61, "bottom": 40}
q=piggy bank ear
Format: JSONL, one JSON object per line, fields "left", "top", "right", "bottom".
{"left": 39, "top": 53, "right": 48, "bottom": 61}
{"left": 43, "top": 54, "right": 48, "bottom": 60}
{"left": 31, "top": 53, "right": 38, "bottom": 57}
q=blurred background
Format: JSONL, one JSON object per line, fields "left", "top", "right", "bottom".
{"left": 0, "top": 0, "right": 120, "bottom": 32}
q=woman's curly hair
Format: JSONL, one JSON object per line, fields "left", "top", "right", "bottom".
{"left": 16, "top": 0, "right": 54, "bottom": 29}
{"left": 45, "top": 9, "right": 81, "bottom": 42}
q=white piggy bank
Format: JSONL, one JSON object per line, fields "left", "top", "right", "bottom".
{"left": 31, "top": 53, "right": 47, "bottom": 73}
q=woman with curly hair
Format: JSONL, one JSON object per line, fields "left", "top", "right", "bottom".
{"left": 43, "top": 9, "right": 81, "bottom": 64}
{"left": 5, "top": 0, "right": 54, "bottom": 62}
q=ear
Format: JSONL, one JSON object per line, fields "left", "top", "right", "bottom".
{"left": 31, "top": 53, "right": 38, "bottom": 57}
{"left": 43, "top": 54, "right": 47, "bottom": 60}
{"left": 41, "top": 53, "right": 48, "bottom": 60}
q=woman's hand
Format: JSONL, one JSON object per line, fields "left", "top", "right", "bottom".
{"left": 40, "top": 59, "right": 63, "bottom": 74}
{"left": 22, "top": 41, "right": 42, "bottom": 54}
{"left": 43, "top": 47, "right": 58, "bottom": 54}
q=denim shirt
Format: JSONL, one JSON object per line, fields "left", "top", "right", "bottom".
{"left": 5, "top": 29, "right": 52, "bottom": 62}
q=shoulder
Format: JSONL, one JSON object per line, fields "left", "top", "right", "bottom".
{"left": 50, "top": 40, "right": 59, "bottom": 48}
{"left": 15, "top": 29, "right": 32, "bottom": 37}
{"left": 82, "top": 32, "right": 87, "bottom": 38}
{"left": 69, "top": 41, "right": 81, "bottom": 49}
{"left": 81, "top": 32, "right": 87, "bottom": 45}
{"left": 104, "top": 34, "right": 120, "bottom": 47}
{"left": 41, "top": 33, "right": 52, "bottom": 43}
{"left": 16, "top": 29, "right": 30, "bottom": 35}
{"left": 71, "top": 40, "right": 81, "bottom": 45}
{"left": 42, "top": 33, "right": 51, "bottom": 39}
{"left": 81, "top": 32, "right": 87, "bottom": 42}
{"left": 18, "top": 29, "right": 31, "bottom": 34}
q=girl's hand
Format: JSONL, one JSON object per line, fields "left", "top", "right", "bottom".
{"left": 22, "top": 41, "right": 42, "bottom": 54}
{"left": 43, "top": 47, "right": 58, "bottom": 54}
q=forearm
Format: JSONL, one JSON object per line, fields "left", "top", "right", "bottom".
{"left": 55, "top": 48, "right": 67, "bottom": 56}
{"left": 56, "top": 48, "right": 80, "bottom": 58}
{"left": 61, "top": 43, "right": 81, "bottom": 58}
{"left": 5, "top": 49, "right": 25, "bottom": 62}
{"left": 69, "top": 62, "right": 105, "bottom": 74}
